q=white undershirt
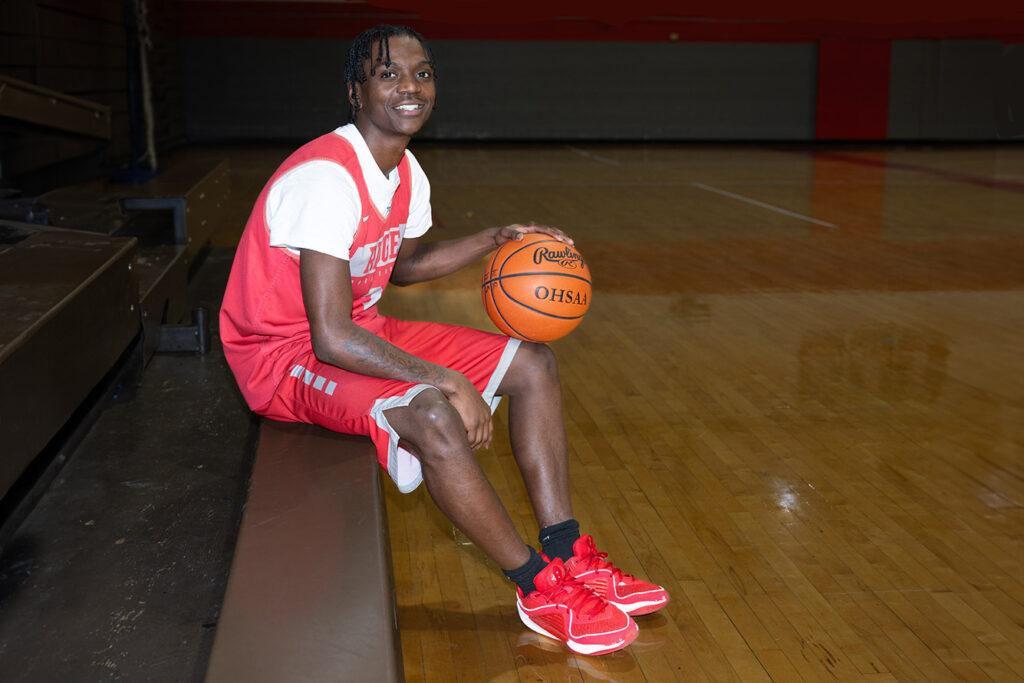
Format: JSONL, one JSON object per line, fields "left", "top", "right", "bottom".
{"left": 265, "top": 124, "right": 432, "bottom": 260}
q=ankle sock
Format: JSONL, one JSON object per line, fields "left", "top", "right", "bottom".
{"left": 504, "top": 546, "right": 548, "bottom": 596}
{"left": 538, "top": 518, "right": 580, "bottom": 562}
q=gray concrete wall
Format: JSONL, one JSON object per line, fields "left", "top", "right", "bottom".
{"left": 421, "top": 41, "right": 816, "bottom": 140}
{"left": 888, "top": 40, "right": 1024, "bottom": 140}
{"left": 181, "top": 39, "right": 349, "bottom": 141}
{"left": 180, "top": 38, "right": 816, "bottom": 142}
{"left": 180, "top": 37, "right": 1024, "bottom": 142}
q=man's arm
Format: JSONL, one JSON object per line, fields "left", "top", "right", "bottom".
{"left": 300, "top": 248, "right": 494, "bottom": 449}
{"left": 390, "top": 223, "right": 572, "bottom": 286}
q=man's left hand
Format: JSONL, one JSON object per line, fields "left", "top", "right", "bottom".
{"left": 493, "top": 222, "right": 573, "bottom": 248}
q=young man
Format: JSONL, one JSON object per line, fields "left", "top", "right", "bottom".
{"left": 219, "top": 25, "right": 667, "bottom": 656}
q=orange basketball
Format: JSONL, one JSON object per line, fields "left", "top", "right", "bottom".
{"left": 481, "top": 233, "right": 592, "bottom": 342}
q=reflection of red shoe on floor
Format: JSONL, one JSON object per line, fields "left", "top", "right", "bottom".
{"left": 516, "top": 558, "right": 638, "bottom": 656}
{"left": 515, "top": 631, "right": 632, "bottom": 682}
{"left": 564, "top": 535, "right": 670, "bottom": 616}
{"left": 517, "top": 617, "right": 667, "bottom": 656}
{"left": 626, "top": 613, "right": 669, "bottom": 651}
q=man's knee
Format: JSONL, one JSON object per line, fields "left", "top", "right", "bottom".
{"left": 392, "top": 388, "right": 467, "bottom": 453}
{"left": 526, "top": 342, "right": 559, "bottom": 375}
{"left": 506, "top": 342, "right": 560, "bottom": 390}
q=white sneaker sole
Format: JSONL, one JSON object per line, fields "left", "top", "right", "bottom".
{"left": 516, "top": 602, "right": 634, "bottom": 656}
{"left": 609, "top": 595, "right": 669, "bottom": 616}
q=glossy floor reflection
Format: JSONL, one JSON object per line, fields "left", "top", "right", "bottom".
{"left": 379, "top": 143, "right": 1024, "bottom": 681}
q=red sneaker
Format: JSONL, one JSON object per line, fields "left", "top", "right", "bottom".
{"left": 564, "top": 535, "right": 669, "bottom": 616}
{"left": 516, "top": 557, "right": 638, "bottom": 656}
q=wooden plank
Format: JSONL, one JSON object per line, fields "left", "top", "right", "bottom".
{"left": 0, "top": 73, "right": 110, "bottom": 138}
{"left": 0, "top": 224, "right": 138, "bottom": 499}
{"left": 204, "top": 422, "right": 403, "bottom": 683}
{"left": 119, "top": 158, "right": 232, "bottom": 262}
{"left": 208, "top": 142, "right": 1024, "bottom": 681}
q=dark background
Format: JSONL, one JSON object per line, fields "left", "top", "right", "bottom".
{"left": 2, "top": 0, "right": 1023, "bottom": 195}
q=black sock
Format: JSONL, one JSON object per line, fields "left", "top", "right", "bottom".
{"left": 503, "top": 546, "right": 547, "bottom": 595}
{"left": 538, "top": 518, "right": 580, "bottom": 562}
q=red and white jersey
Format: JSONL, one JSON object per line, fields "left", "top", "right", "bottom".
{"left": 219, "top": 129, "right": 417, "bottom": 412}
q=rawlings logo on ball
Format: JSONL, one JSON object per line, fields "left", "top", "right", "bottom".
{"left": 532, "top": 246, "right": 584, "bottom": 269}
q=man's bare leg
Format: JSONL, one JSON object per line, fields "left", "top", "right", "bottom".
{"left": 383, "top": 389, "right": 530, "bottom": 571}
{"left": 497, "top": 342, "right": 574, "bottom": 529}
{"left": 384, "top": 341, "right": 574, "bottom": 569}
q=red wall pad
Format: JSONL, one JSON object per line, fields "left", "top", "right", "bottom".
{"left": 815, "top": 39, "right": 892, "bottom": 140}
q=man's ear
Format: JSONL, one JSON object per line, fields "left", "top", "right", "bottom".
{"left": 347, "top": 82, "right": 359, "bottom": 112}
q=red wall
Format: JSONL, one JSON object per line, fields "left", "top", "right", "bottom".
{"left": 815, "top": 40, "right": 892, "bottom": 140}
{"left": 176, "top": 2, "right": 1024, "bottom": 42}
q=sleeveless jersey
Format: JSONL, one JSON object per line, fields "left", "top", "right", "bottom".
{"left": 220, "top": 131, "right": 412, "bottom": 413}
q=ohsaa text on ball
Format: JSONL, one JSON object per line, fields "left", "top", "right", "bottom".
{"left": 534, "top": 286, "right": 588, "bottom": 306}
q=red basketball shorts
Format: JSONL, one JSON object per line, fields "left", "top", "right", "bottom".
{"left": 263, "top": 317, "right": 520, "bottom": 492}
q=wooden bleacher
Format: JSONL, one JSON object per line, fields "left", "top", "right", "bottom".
{"left": 0, "top": 73, "right": 113, "bottom": 183}
{"left": 38, "top": 157, "right": 229, "bottom": 361}
{"left": 0, "top": 73, "right": 111, "bottom": 139}
{"left": 1, "top": 155, "right": 229, "bottom": 538}
{"left": 203, "top": 421, "right": 404, "bottom": 683}
{"left": 0, "top": 220, "right": 138, "bottom": 505}
{"left": 3, "top": 154, "right": 402, "bottom": 679}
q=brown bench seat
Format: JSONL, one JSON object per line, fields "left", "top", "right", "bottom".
{"left": 204, "top": 420, "right": 403, "bottom": 683}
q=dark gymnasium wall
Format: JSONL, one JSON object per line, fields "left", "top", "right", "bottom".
{"left": 1, "top": 0, "right": 1023, "bottom": 192}
{"left": 0, "top": 0, "right": 185, "bottom": 189}
{"left": 176, "top": 2, "right": 1024, "bottom": 143}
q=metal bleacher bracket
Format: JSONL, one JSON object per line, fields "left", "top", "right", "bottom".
{"left": 118, "top": 158, "right": 230, "bottom": 264}
{"left": 38, "top": 158, "right": 230, "bottom": 362}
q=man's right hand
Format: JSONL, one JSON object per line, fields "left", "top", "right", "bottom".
{"left": 442, "top": 371, "right": 494, "bottom": 451}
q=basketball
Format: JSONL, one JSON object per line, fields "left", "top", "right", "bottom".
{"left": 481, "top": 233, "right": 592, "bottom": 342}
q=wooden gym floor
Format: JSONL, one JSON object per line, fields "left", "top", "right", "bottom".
{"left": 212, "top": 141, "right": 1024, "bottom": 682}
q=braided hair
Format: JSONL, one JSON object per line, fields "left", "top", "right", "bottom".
{"left": 344, "top": 24, "right": 436, "bottom": 124}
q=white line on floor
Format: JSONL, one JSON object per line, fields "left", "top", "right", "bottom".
{"left": 691, "top": 182, "right": 837, "bottom": 229}
{"left": 566, "top": 146, "right": 621, "bottom": 166}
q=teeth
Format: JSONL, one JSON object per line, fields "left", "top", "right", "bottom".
{"left": 394, "top": 104, "right": 421, "bottom": 110}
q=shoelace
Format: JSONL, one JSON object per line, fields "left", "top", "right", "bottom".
{"left": 576, "top": 547, "right": 636, "bottom": 585}
{"left": 542, "top": 567, "right": 608, "bottom": 618}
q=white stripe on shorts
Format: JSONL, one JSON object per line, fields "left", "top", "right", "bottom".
{"left": 371, "top": 336, "right": 522, "bottom": 494}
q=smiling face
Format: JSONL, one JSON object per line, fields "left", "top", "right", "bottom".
{"left": 349, "top": 34, "right": 436, "bottom": 146}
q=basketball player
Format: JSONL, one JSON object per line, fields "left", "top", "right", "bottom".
{"left": 219, "top": 24, "right": 667, "bottom": 655}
